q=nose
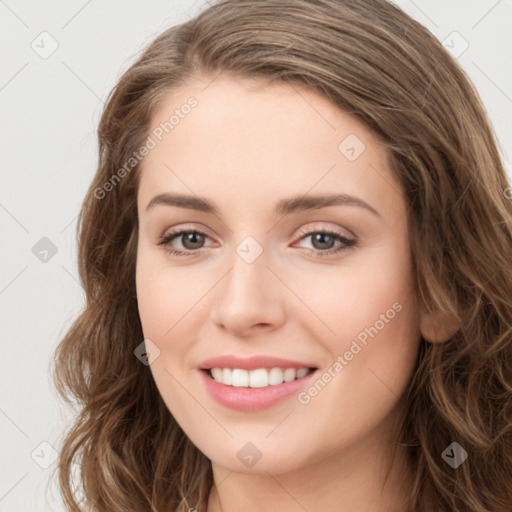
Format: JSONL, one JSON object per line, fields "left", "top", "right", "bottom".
{"left": 210, "top": 242, "right": 286, "bottom": 337}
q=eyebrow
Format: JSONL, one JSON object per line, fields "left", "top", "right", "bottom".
{"left": 145, "top": 192, "right": 381, "bottom": 218}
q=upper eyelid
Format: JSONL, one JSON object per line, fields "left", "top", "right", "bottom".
{"left": 161, "top": 226, "right": 214, "bottom": 243}
{"left": 161, "top": 221, "right": 355, "bottom": 240}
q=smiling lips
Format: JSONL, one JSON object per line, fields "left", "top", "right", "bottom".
{"left": 209, "top": 367, "right": 313, "bottom": 387}
{"left": 199, "top": 355, "right": 318, "bottom": 411}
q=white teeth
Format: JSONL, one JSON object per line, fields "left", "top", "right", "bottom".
{"left": 207, "top": 367, "right": 313, "bottom": 387}
{"left": 296, "top": 368, "right": 309, "bottom": 378}
{"left": 268, "top": 367, "right": 284, "bottom": 385}
{"left": 211, "top": 368, "right": 223, "bottom": 382}
{"left": 231, "top": 369, "right": 249, "bottom": 387}
{"left": 249, "top": 368, "right": 268, "bottom": 388}
{"left": 222, "top": 368, "right": 232, "bottom": 385}
{"left": 283, "top": 368, "right": 296, "bottom": 382}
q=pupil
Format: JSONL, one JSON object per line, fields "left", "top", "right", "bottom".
{"left": 313, "top": 233, "right": 334, "bottom": 250}
{"left": 184, "top": 232, "right": 204, "bottom": 249}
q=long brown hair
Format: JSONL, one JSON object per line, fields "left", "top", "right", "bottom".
{"left": 51, "top": 0, "right": 512, "bottom": 510}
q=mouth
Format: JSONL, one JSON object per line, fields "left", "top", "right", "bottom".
{"left": 198, "top": 355, "right": 320, "bottom": 410}
{"left": 202, "top": 366, "right": 317, "bottom": 388}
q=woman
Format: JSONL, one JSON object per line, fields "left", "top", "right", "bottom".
{"left": 52, "top": 0, "right": 512, "bottom": 510}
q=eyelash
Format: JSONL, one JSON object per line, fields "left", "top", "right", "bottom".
{"left": 157, "top": 228, "right": 357, "bottom": 258}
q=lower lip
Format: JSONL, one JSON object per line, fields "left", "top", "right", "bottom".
{"left": 200, "top": 369, "right": 317, "bottom": 412}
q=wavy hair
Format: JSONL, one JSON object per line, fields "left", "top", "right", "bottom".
{"left": 51, "top": 0, "right": 512, "bottom": 510}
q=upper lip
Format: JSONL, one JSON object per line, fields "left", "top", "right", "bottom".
{"left": 199, "top": 355, "right": 318, "bottom": 371}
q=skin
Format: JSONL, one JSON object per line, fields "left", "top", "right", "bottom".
{"left": 135, "top": 74, "right": 443, "bottom": 511}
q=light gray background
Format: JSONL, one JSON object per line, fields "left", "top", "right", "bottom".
{"left": 1, "top": 1, "right": 511, "bottom": 510}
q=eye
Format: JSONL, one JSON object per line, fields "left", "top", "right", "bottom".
{"left": 157, "top": 229, "right": 212, "bottom": 257}
{"left": 293, "top": 229, "right": 356, "bottom": 257}
{"left": 157, "top": 228, "right": 357, "bottom": 258}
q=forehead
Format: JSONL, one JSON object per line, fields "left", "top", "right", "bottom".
{"left": 138, "top": 75, "right": 405, "bottom": 220}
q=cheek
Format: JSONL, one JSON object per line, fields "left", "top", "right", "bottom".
{"left": 135, "top": 250, "right": 204, "bottom": 416}
{"left": 136, "top": 257, "right": 172, "bottom": 339}
{"left": 305, "top": 240, "right": 420, "bottom": 410}
{"left": 290, "top": 255, "right": 420, "bottom": 452}
{"left": 340, "top": 256, "right": 417, "bottom": 350}
{"left": 289, "top": 240, "right": 417, "bottom": 348}
{"left": 136, "top": 245, "right": 197, "bottom": 335}
{"left": 289, "top": 238, "right": 421, "bottom": 422}
{"left": 135, "top": 247, "right": 220, "bottom": 371}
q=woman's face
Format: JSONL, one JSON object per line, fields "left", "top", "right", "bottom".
{"left": 135, "top": 75, "right": 422, "bottom": 474}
